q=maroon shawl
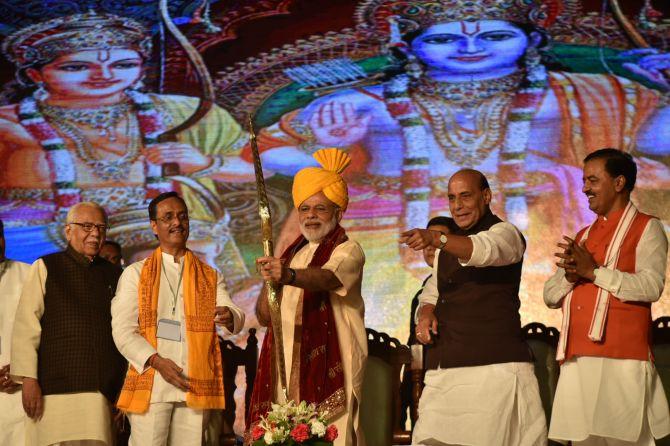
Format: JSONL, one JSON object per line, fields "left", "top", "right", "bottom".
{"left": 247, "top": 225, "right": 347, "bottom": 433}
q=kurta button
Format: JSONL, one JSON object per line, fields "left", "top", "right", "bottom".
{"left": 576, "top": 305, "right": 582, "bottom": 310}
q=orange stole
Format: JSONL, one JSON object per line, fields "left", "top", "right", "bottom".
{"left": 117, "top": 248, "right": 225, "bottom": 413}
{"left": 565, "top": 209, "right": 654, "bottom": 361}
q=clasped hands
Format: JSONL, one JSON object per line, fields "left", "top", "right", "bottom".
{"left": 554, "top": 235, "right": 599, "bottom": 283}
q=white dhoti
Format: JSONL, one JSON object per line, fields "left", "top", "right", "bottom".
{"left": 412, "top": 362, "right": 547, "bottom": 446}
{"left": 0, "top": 259, "right": 29, "bottom": 446}
{"left": 549, "top": 357, "right": 670, "bottom": 445}
{"left": 0, "top": 391, "right": 25, "bottom": 445}
{"left": 24, "top": 392, "right": 113, "bottom": 446}
{"left": 126, "top": 402, "right": 204, "bottom": 446}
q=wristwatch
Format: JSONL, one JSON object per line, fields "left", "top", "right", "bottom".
{"left": 438, "top": 233, "right": 448, "bottom": 250}
{"left": 285, "top": 267, "right": 297, "bottom": 285}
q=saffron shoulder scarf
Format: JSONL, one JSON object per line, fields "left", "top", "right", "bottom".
{"left": 117, "top": 247, "right": 224, "bottom": 413}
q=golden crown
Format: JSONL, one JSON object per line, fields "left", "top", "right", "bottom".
{"left": 356, "top": 0, "right": 563, "bottom": 36}
{"left": 3, "top": 11, "right": 152, "bottom": 67}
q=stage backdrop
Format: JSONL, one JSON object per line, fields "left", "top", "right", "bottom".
{"left": 1, "top": 0, "right": 670, "bottom": 346}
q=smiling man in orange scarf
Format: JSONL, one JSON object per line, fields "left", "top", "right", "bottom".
{"left": 111, "top": 191, "right": 245, "bottom": 446}
{"left": 249, "top": 148, "right": 368, "bottom": 446}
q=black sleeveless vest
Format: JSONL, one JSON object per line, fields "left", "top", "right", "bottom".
{"left": 425, "top": 211, "right": 532, "bottom": 369}
{"left": 38, "top": 246, "right": 126, "bottom": 401}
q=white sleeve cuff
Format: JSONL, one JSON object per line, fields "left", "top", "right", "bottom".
{"left": 593, "top": 267, "right": 620, "bottom": 294}
{"left": 133, "top": 347, "right": 158, "bottom": 374}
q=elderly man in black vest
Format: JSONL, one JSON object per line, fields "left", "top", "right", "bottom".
{"left": 400, "top": 169, "right": 547, "bottom": 446}
{"left": 11, "top": 202, "right": 126, "bottom": 446}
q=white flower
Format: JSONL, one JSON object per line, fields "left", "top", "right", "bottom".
{"left": 310, "top": 420, "right": 326, "bottom": 437}
{"left": 273, "top": 427, "right": 288, "bottom": 443}
{"left": 264, "top": 431, "right": 274, "bottom": 445}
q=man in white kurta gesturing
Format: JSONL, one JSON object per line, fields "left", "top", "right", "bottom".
{"left": 111, "top": 191, "right": 245, "bottom": 446}
{"left": 400, "top": 169, "right": 547, "bottom": 446}
{"left": 248, "top": 148, "right": 368, "bottom": 446}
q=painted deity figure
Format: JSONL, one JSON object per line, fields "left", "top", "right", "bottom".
{"left": 0, "top": 12, "right": 254, "bottom": 276}
{"left": 248, "top": 0, "right": 670, "bottom": 330}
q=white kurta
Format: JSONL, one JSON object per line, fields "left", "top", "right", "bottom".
{"left": 10, "top": 259, "right": 114, "bottom": 446}
{"left": 544, "top": 217, "right": 670, "bottom": 443}
{"left": 111, "top": 251, "right": 245, "bottom": 403}
{"left": 278, "top": 240, "right": 367, "bottom": 446}
{"left": 412, "top": 221, "right": 547, "bottom": 446}
{"left": 0, "top": 259, "right": 30, "bottom": 446}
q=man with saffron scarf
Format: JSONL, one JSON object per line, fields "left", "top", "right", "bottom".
{"left": 111, "top": 191, "right": 245, "bottom": 445}
{"left": 545, "top": 149, "right": 670, "bottom": 445}
{"left": 249, "top": 148, "right": 367, "bottom": 446}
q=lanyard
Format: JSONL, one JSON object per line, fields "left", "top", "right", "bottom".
{"left": 161, "top": 256, "right": 184, "bottom": 317}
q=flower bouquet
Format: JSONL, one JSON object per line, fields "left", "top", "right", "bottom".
{"left": 251, "top": 400, "right": 338, "bottom": 445}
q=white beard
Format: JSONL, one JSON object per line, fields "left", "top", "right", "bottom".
{"left": 300, "top": 215, "right": 338, "bottom": 243}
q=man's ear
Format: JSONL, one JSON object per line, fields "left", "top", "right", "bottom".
{"left": 483, "top": 188, "right": 492, "bottom": 205}
{"left": 614, "top": 175, "right": 627, "bottom": 193}
{"left": 64, "top": 224, "right": 72, "bottom": 242}
{"left": 335, "top": 208, "right": 344, "bottom": 224}
{"left": 150, "top": 220, "right": 159, "bottom": 237}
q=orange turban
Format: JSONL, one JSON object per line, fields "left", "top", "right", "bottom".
{"left": 292, "top": 148, "right": 351, "bottom": 211}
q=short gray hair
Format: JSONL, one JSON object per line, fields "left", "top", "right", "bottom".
{"left": 65, "top": 202, "right": 108, "bottom": 225}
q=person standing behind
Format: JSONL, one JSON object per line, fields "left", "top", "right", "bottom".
{"left": 0, "top": 218, "right": 30, "bottom": 445}
{"left": 11, "top": 202, "right": 127, "bottom": 446}
{"left": 545, "top": 148, "right": 670, "bottom": 445}
{"left": 400, "top": 169, "right": 547, "bottom": 446}
{"left": 100, "top": 241, "right": 124, "bottom": 268}
{"left": 112, "top": 191, "right": 245, "bottom": 446}
{"left": 400, "top": 216, "right": 456, "bottom": 427}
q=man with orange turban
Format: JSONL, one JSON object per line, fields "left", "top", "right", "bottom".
{"left": 249, "top": 148, "right": 368, "bottom": 446}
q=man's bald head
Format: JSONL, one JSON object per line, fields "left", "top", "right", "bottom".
{"left": 447, "top": 169, "right": 492, "bottom": 230}
{"left": 66, "top": 202, "right": 108, "bottom": 225}
{"left": 448, "top": 169, "right": 490, "bottom": 191}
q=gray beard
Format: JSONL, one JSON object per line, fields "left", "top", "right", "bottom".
{"left": 300, "top": 216, "right": 337, "bottom": 243}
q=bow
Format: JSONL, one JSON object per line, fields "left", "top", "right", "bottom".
{"left": 609, "top": 0, "right": 651, "bottom": 48}
{"left": 610, "top": 0, "right": 670, "bottom": 81}
{"left": 248, "top": 114, "right": 289, "bottom": 400}
{"left": 157, "top": 0, "right": 215, "bottom": 142}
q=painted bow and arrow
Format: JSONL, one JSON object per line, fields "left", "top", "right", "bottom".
{"left": 157, "top": 0, "right": 289, "bottom": 399}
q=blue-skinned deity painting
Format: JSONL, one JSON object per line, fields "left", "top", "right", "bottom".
{"left": 1, "top": 0, "right": 670, "bottom": 343}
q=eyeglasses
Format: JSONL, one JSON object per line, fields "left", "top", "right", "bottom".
{"left": 154, "top": 212, "right": 189, "bottom": 224}
{"left": 68, "top": 222, "right": 109, "bottom": 233}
